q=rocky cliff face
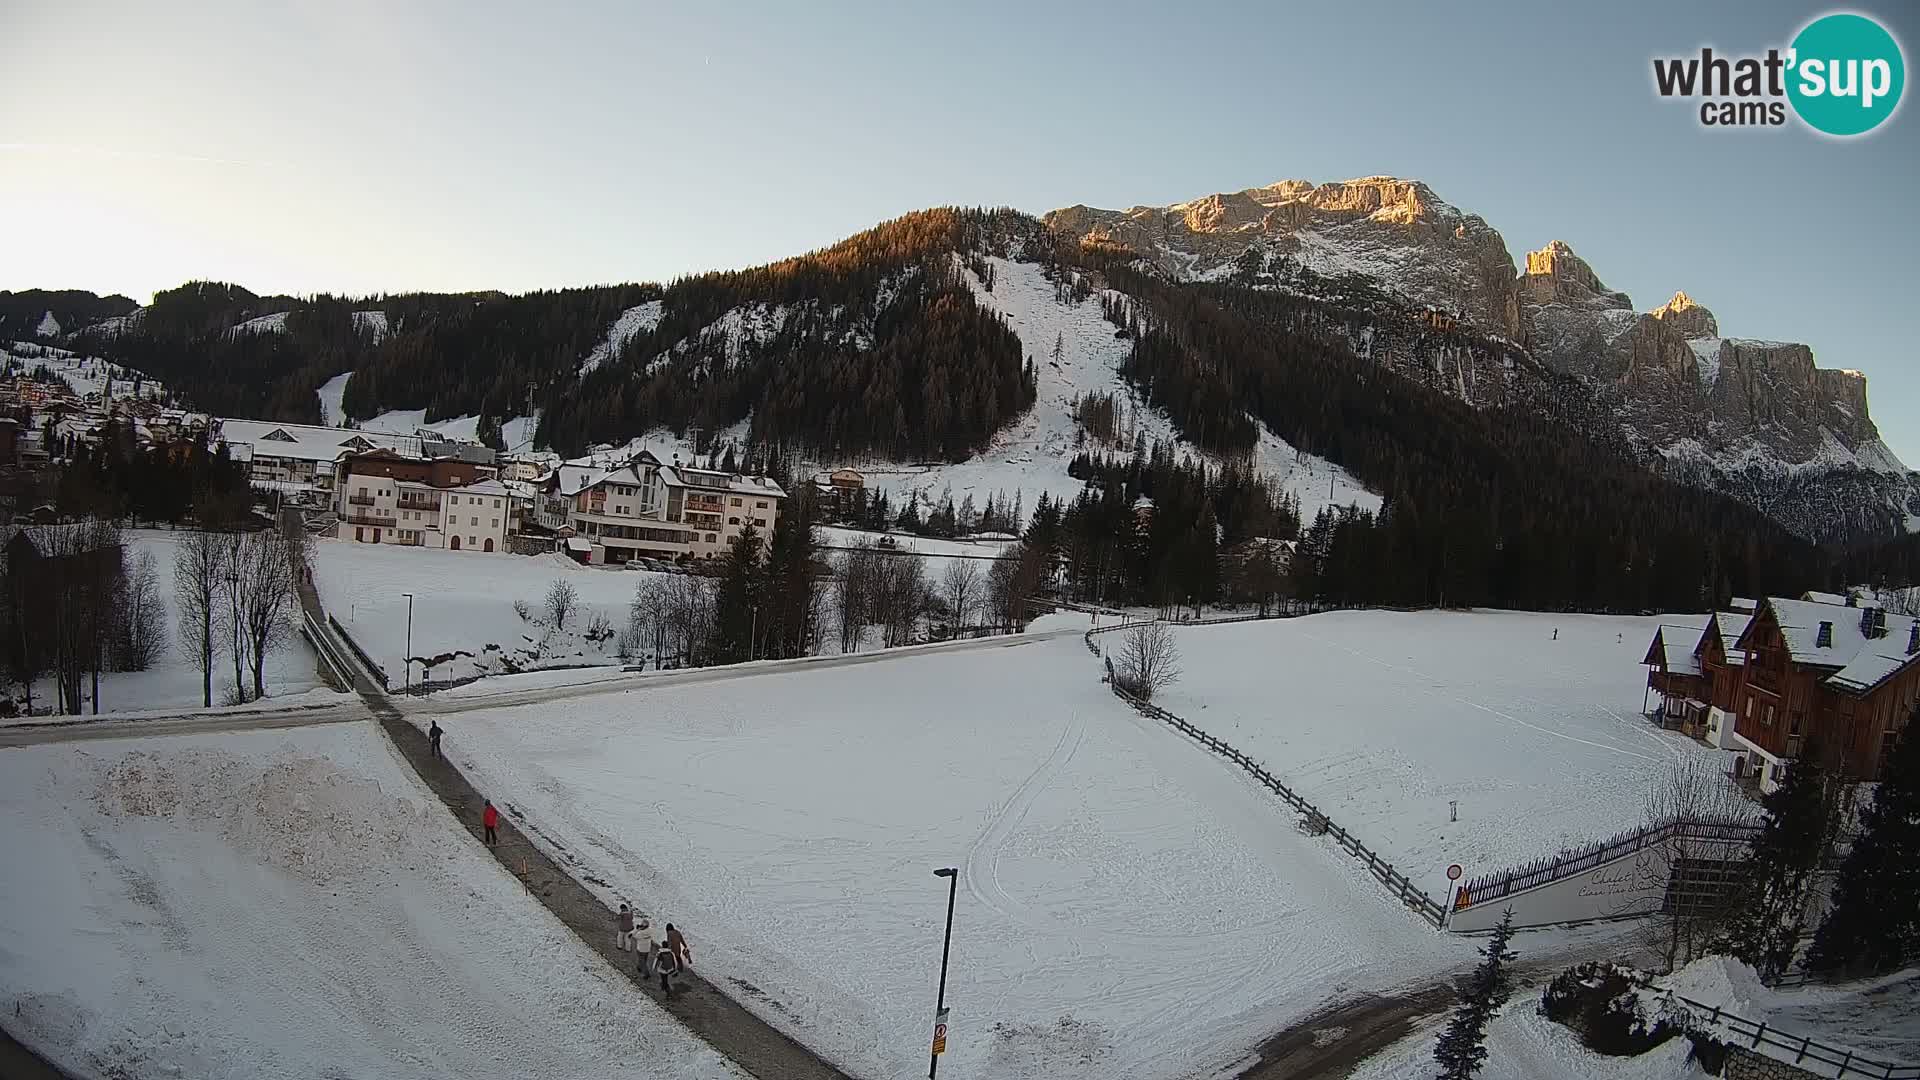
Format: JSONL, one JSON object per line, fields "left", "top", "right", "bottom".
{"left": 1047, "top": 177, "right": 1522, "bottom": 337}
{"left": 1048, "top": 178, "right": 1915, "bottom": 541}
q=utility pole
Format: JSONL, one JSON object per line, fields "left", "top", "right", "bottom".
{"left": 929, "top": 867, "right": 958, "bottom": 1078}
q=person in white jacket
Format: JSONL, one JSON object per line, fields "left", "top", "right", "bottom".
{"left": 633, "top": 913, "right": 662, "bottom": 976}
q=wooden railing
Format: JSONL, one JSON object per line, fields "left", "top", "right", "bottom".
{"left": 1663, "top": 991, "right": 1919, "bottom": 1079}
{"left": 1457, "top": 817, "right": 1760, "bottom": 910}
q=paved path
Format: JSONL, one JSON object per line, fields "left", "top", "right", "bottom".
{"left": 296, "top": 571, "right": 857, "bottom": 1080}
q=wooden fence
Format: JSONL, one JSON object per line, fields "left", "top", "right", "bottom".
{"left": 1664, "top": 991, "right": 1919, "bottom": 1079}
{"left": 1087, "top": 625, "right": 1447, "bottom": 927}
{"left": 1458, "top": 816, "right": 1760, "bottom": 910}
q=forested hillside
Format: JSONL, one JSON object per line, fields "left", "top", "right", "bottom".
{"left": 19, "top": 205, "right": 1845, "bottom": 609}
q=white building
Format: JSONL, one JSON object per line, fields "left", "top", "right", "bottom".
{"left": 552, "top": 450, "right": 785, "bottom": 565}
{"left": 333, "top": 450, "right": 510, "bottom": 553}
{"left": 214, "top": 419, "right": 420, "bottom": 496}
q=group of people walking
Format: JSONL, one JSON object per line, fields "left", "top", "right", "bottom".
{"left": 438, "top": 718, "right": 694, "bottom": 1002}
{"left": 618, "top": 904, "right": 693, "bottom": 997}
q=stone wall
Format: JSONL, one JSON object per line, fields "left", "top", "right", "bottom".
{"left": 1723, "top": 1046, "right": 1824, "bottom": 1080}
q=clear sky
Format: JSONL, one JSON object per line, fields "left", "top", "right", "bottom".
{"left": 3, "top": 0, "right": 1916, "bottom": 462}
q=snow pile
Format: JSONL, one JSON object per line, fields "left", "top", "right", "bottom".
{"left": 579, "top": 300, "right": 663, "bottom": 376}
{"left": 1157, "top": 610, "right": 1725, "bottom": 895}
{"left": 0, "top": 724, "right": 745, "bottom": 1080}
{"left": 1644, "top": 956, "right": 1920, "bottom": 1067}
{"left": 1348, "top": 998, "right": 1700, "bottom": 1080}
{"left": 437, "top": 635, "right": 1465, "bottom": 1080}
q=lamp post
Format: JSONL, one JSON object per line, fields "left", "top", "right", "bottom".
{"left": 401, "top": 591, "right": 414, "bottom": 689}
{"left": 929, "top": 867, "right": 958, "bottom": 1079}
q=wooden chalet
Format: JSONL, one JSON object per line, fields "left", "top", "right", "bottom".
{"left": 1643, "top": 593, "right": 1920, "bottom": 789}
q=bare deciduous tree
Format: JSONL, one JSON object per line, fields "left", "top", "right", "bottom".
{"left": 941, "top": 559, "right": 980, "bottom": 634}
{"left": 234, "top": 531, "right": 295, "bottom": 701}
{"left": 1116, "top": 621, "right": 1181, "bottom": 701}
{"left": 175, "top": 529, "right": 228, "bottom": 708}
{"left": 546, "top": 578, "right": 579, "bottom": 630}
{"left": 115, "top": 549, "right": 168, "bottom": 671}
{"left": 1635, "top": 757, "right": 1752, "bottom": 973}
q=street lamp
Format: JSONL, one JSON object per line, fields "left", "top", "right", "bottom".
{"left": 401, "top": 591, "right": 414, "bottom": 689}
{"left": 929, "top": 867, "right": 958, "bottom": 1079}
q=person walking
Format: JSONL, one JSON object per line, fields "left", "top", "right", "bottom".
{"left": 666, "top": 923, "right": 692, "bottom": 970}
{"left": 617, "top": 903, "right": 635, "bottom": 952}
{"left": 654, "top": 939, "right": 681, "bottom": 999}
{"left": 634, "top": 914, "right": 659, "bottom": 976}
{"left": 482, "top": 799, "right": 499, "bottom": 847}
{"left": 428, "top": 720, "right": 443, "bottom": 759}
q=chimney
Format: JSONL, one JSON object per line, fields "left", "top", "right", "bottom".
{"left": 1846, "top": 593, "right": 1858, "bottom": 607}
{"left": 1861, "top": 606, "right": 1887, "bottom": 640}
{"left": 1816, "top": 621, "right": 1833, "bottom": 648}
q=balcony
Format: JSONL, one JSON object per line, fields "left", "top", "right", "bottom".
{"left": 347, "top": 493, "right": 377, "bottom": 507}
{"left": 397, "top": 499, "right": 442, "bottom": 512}
{"left": 344, "top": 512, "right": 395, "bottom": 527}
{"left": 1748, "top": 665, "right": 1782, "bottom": 694}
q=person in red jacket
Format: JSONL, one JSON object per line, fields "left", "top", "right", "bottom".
{"left": 482, "top": 799, "right": 499, "bottom": 847}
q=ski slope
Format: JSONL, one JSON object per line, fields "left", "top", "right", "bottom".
{"left": 1155, "top": 610, "right": 1729, "bottom": 897}
{"left": 0, "top": 722, "right": 741, "bottom": 1080}
{"left": 829, "top": 255, "right": 1376, "bottom": 521}
{"left": 431, "top": 635, "right": 1467, "bottom": 1080}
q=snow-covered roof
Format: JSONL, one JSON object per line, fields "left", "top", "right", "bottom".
{"left": 1801, "top": 590, "right": 1850, "bottom": 606}
{"left": 1826, "top": 638, "right": 1919, "bottom": 695}
{"left": 1757, "top": 598, "right": 1919, "bottom": 676}
{"left": 451, "top": 478, "right": 509, "bottom": 498}
{"left": 1655, "top": 624, "right": 1703, "bottom": 676}
{"left": 566, "top": 537, "right": 592, "bottom": 552}
{"left": 1729, "top": 597, "right": 1757, "bottom": 611}
{"left": 660, "top": 465, "right": 786, "bottom": 499}
{"left": 216, "top": 418, "right": 419, "bottom": 463}
{"left": 1706, "top": 611, "right": 1751, "bottom": 666}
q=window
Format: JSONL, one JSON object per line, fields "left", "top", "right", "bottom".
{"left": 754, "top": 518, "right": 767, "bottom": 528}
{"left": 491, "top": 518, "right": 499, "bottom": 528}
{"left": 729, "top": 516, "right": 740, "bottom": 525}
{"left": 492, "top": 499, "right": 500, "bottom": 508}
{"left": 756, "top": 500, "right": 767, "bottom": 509}
{"left": 1763, "top": 704, "right": 1775, "bottom": 727}
{"left": 470, "top": 516, "right": 479, "bottom": 526}
{"left": 705, "top": 533, "right": 717, "bottom": 543}
{"left": 730, "top": 497, "right": 742, "bottom": 506}
{"left": 468, "top": 536, "right": 477, "bottom": 547}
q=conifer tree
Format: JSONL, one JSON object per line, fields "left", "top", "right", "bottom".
{"left": 1433, "top": 910, "right": 1517, "bottom": 1080}
{"left": 1721, "top": 747, "right": 1835, "bottom": 981}
{"left": 1807, "top": 715, "right": 1920, "bottom": 975}
{"left": 709, "top": 523, "right": 764, "bottom": 664}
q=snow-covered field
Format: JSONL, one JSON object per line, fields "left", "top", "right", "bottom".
{"left": 0, "top": 722, "right": 741, "bottom": 1080}
{"left": 430, "top": 635, "right": 1468, "bottom": 1080}
{"left": 310, "top": 539, "right": 656, "bottom": 685}
{"left": 18, "top": 531, "right": 327, "bottom": 716}
{"left": 1154, "top": 610, "right": 1727, "bottom": 897}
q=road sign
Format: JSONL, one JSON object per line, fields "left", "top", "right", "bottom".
{"left": 931, "top": 1007, "right": 950, "bottom": 1056}
{"left": 1446, "top": 863, "right": 1463, "bottom": 881}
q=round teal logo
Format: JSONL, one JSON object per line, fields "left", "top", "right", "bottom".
{"left": 1787, "top": 13, "right": 1905, "bottom": 136}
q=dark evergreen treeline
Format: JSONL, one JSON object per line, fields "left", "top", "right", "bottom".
{"left": 1031, "top": 443, "right": 1300, "bottom": 612}
{"left": 1084, "top": 257, "right": 1831, "bottom": 611}
{"left": 0, "top": 289, "right": 138, "bottom": 338}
